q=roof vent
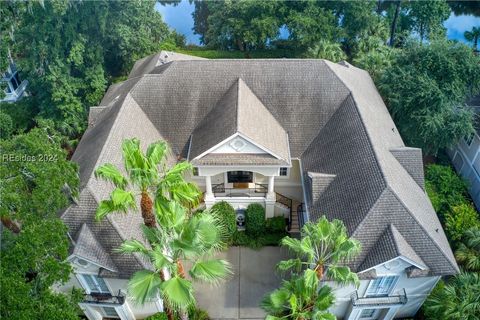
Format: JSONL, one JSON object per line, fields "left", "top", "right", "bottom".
{"left": 338, "top": 60, "right": 350, "bottom": 68}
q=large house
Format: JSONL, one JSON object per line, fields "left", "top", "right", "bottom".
{"left": 447, "top": 95, "right": 480, "bottom": 210}
{"left": 59, "top": 51, "right": 458, "bottom": 320}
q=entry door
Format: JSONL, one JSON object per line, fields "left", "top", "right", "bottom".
{"left": 227, "top": 171, "right": 253, "bottom": 183}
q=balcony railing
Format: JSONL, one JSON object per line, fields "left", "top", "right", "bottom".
{"left": 212, "top": 183, "right": 267, "bottom": 197}
{"left": 351, "top": 289, "right": 408, "bottom": 307}
{"left": 83, "top": 290, "right": 126, "bottom": 305}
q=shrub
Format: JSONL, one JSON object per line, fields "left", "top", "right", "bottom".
{"left": 232, "top": 231, "right": 262, "bottom": 249}
{"left": 245, "top": 203, "right": 266, "bottom": 236}
{"left": 188, "top": 307, "right": 210, "bottom": 320}
{"left": 425, "top": 164, "right": 469, "bottom": 215}
{"left": 445, "top": 203, "right": 480, "bottom": 241}
{"left": 211, "top": 201, "right": 236, "bottom": 243}
{"left": 266, "top": 217, "right": 287, "bottom": 233}
{"left": 0, "top": 111, "right": 13, "bottom": 139}
{"left": 258, "top": 232, "right": 287, "bottom": 246}
{"left": 144, "top": 313, "right": 168, "bottom": 320}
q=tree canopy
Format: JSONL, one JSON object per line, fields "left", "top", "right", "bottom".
{"left": 379, "top": 40, "right": 480, "bottom": 155}
{"left": 1, "top": 0, "right": 177, "bottom": 137}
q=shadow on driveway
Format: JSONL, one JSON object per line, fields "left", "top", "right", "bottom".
{"left": 193, "top": 246, "right": 290, "bottom": 320}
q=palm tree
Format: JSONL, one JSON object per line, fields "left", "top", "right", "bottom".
{"left": 424, "top": 272, "right": 480, "bottom": 320}
{"left": 94, "top": 138, "right": 200, "bottom": 228}
{"left": 278, "top": 216, "right": 361, "bottom": 285}
{"left": 306, "top": 40, "right": 346, "bottom": 63}
{"left": 261, "top": 270, "right": 336, "bottom": 320}
{"left": 464, "top": 26, "right": 480, "bottom": 51}
{"left": 118, "top": 203, "right": 232, "bottom": 318}
{"left": 455, "top": 227, "right": 480, "bottom": 272}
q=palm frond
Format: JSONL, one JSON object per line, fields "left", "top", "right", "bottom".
{"left": 94, "top": 163, "right": 128, "bottom": 189}
{"left": 116, "top": 239, "right": 149, "bottom": 256}
{"left": 189, "top": 259, "right": 232, "bottom": 285}
{"left": 128, "top": 270, "right": 162, "bottom": 305}
{"left": 160, "top": 275, "right": 195, "bottom": 311}
{"left": 146, "top": 141, "right": 168, "bottom": 166}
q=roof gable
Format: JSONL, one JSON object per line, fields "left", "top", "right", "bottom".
{"left": 189, "top": 78, "right": 290, "bottom": 163}
{"left": 358, "top": 224, "right": 426, "bottom": 272}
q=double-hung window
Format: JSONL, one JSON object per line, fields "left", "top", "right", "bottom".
{"left": 79, "top": 274, "right": 110, "bottom": 294}
{"left": 365, "top": 276, "right": 398, "bottom": 297}
{"left": 279, "top": 167, "right": 289, "bottom": 177}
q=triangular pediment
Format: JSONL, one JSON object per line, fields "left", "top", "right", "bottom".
{"left": 188, "top": 78, "right": 290, "bottom": 164}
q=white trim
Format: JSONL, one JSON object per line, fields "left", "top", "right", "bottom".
{"left": 359, "top": 256, "right": 426, "bottom": 274}
{"left": 237, "top": 132, "right": 284, "bottom": 160}
{"left": 67, "top": 254, "right": 117, "bottom": 273}
{"left": 364, "top": 275, "right": 399, "bottom": 297}
{"left": 193, "top": 132, "right": 290, "bottom": 163}
{"left": 77, "top": 273, "right": 112, "bottom": 295}
{"left": 187, "top": 135, "right": 193, "bottom": 161}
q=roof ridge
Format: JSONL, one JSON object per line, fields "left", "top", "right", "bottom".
{"left": 386, "top": 186, "right": 459, "bottom": 273}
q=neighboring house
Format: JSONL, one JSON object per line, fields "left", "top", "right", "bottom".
{"left": 58, "top": 51, "right": 458, "bottom": 320}
{"left": 1, "top": 62, "right": 28, "bottom": 103}
{"left": 447, "top": 96, "right": 480, "bottom": 210}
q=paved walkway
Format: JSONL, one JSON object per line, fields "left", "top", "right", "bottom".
{"left": 193, "top": 246, "right": 289, "bottom": 320}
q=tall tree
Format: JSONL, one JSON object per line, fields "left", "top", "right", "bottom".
{"left": 277, "top": 216, "right": 360, "bottom": 285}
{"left": 424, "top": 272, "right": 480, "bottom": 320}
{"left": 407, "top": 0, "right": 450, "bottom": 41}
{"left": 0, "top": 126, "right": 81, "bottom": 319}
{"left": 192, "top": 0, "right": 210, "bottom": 45}
{"left": 1, "top": 0, "right": 174, "bottom": 137}
{"left": 95, "top": 138, "right": 200, "bottom": 228}
{"left": 119, "top": 204, "right": 232, "bottom": 318}
{"left": 284, "top": 1, "right": 341, "bottom": 49}
{"left": 464, "top": 26, "right": 480, "bottom": 51}
{"left": 379, "top": 40, "right": 480, "bottom": 155}
{"left": 204, "top": 0, "right": 283, "bottom": 51}
{"left": 0, "top": 127, "right": 79, "bottom": 233}
{"left": 455, "top": 227, "right": 480, "bottom": 272}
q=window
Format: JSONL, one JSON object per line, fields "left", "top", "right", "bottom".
{"left": 359, "top": 309, "right": 376, "bottom": 319}
{"left": 465, "top": 133, "right": 475, "bottom": 146}
{"left": 192, "top": 167, "right": 199, "bottom": 176}
{"left": 227, "top": 171, "right": 253, "bottom": 183}
{"left": 102, "top": 306, "right": 120, "bottom": 318}
{"left": 365, "top": 276, "right": 398, "bottom": 297}
{"left": 279, "top": 167, "right": 288, "bottom": 176}
{"left": 79, "top": 274, "right": 110, "bottom": 294}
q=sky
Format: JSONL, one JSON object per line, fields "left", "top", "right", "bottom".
{"left": 156, "top": 1, "right": 480, "bottom": 46}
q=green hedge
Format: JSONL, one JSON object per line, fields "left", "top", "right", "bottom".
{"left": 211, "top": 201, "right": 236, "bottom": 243}
{"left": 266, "top": 216, "right": 287, "bottom": 233}
{"left": 245, "top": 203, "right": 266, "bottom": 236}
{"left": 144, "top": 313, "right": 168, "bottom": 320}
{"left": 445, "top": 203, "right": 480, "bottom": 241}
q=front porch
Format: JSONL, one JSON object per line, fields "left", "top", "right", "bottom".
{"left": 197, "top": 168, "right": 304, "bottom": 233}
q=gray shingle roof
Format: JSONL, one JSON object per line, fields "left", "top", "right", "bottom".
{"left": 188, "top": 78, "right": 290, "bottom": 162}
{"left": 191, "top": 153, "right": 288, "bottom": 166}
{"left": 73, "top": 223, "right": 118, "bottom": 272}
{"left": 358, "top": 224, "right": 426, "bottom": 272}
{"left": 65, "top": 54, "right": 458, "bottom": 277}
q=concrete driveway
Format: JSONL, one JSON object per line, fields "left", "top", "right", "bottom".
{"left": 193, "top": 246, "right": 289, "bottom": 320}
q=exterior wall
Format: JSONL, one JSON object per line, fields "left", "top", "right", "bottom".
{"left": 448, "top": 133, "right": 480, "bottom": 210}
{"left": 327, "top": 258, "right": 440, "bottom": 320}
{"left": 1, "top": 63, "right": 28, "bottom": 103}
{"left": 56, "top": 257, "right": 161, "bottom": 320}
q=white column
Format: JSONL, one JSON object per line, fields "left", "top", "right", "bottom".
{"left": 204, "top": 175, "right": 215, "bottom": 208}
{"left": 267, "top": 175, "right": 275, "bottom": 196}
{"left": 265, "top": 175, "right": 276, "bottom": 218}
{"left": 205, "top": 175, "right": 213, "bottom": 198}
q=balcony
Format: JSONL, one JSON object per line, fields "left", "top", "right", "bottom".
{"left": 351, "top": 289, "right": 408, "bottom": 308}
{"left": 83, "top": 290, "right": 126, "bottom": 305}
